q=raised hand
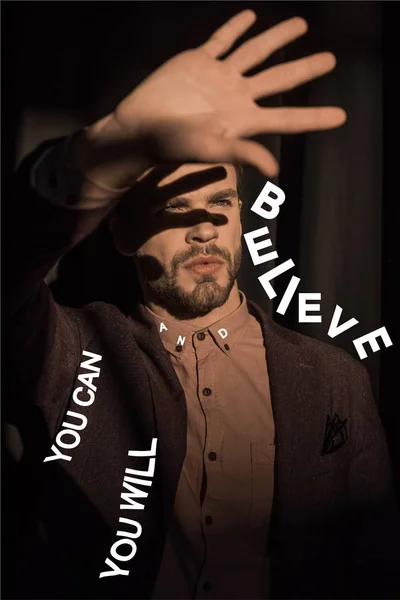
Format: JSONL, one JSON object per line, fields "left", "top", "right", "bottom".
{"left": 110, "top": 10, "right": 346, "bottom": 177}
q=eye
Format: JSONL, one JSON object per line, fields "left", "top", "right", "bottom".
{"left": 156, "top": 198, "right": 233, "bottom": 216}
{"left": 164, "top": 205, "right": 185, "bottom": 211}
{"left": 156, "top": 204, "right": 185, "bottom": 216}
{"left": 212, "top": 199, "right": 233, "bottom": 207}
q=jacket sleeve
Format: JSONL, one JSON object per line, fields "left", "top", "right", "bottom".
{"left": 348, "top": 363, "right": 400, "bottom": 598}
{"left": 3, "top": 137, "right": 116, "bottom": 437}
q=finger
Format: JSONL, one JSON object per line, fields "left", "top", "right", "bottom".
{"left": 157, "top": 167, "right": 229, "bottom": 199}
{"left": 227, "top": 139, "right": 279, "bottom": 178}
{"left": 224, "top": 16, "right": 308, "bottom": 74}
{"left": 136, "top": 165, "right": 180, "bottom": 185}
{"left": 247, "top": 52, "right": 336, "bottom": 99}
{"left": 242, "top": 106, "right": 347, "bottom": 135}
{"left": 154, "top": 128, "right": 279, "bottom": 178}
{"left": 115, "top": 167, "right": 229, "bottom": 220}
{"left": 201, "top": 10, "right": 257, "bottom": 58}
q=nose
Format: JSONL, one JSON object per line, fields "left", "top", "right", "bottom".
{"left": 185, "top": 213, "right": 219, "bottom": 245}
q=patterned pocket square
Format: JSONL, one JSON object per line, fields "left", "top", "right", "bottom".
{"left": 321, "top": 413, "right": 348, "bottom": 456}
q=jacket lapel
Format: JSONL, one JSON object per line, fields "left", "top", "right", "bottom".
{"left": 130, "top": 304, "right": 188, "bottom": 524}
{"left": 247, "top": 301, "right": 323, "bottom": 512}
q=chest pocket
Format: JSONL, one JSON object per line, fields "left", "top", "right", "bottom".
{"left": 249, "top": 442, "right": 275, "bottom": 528}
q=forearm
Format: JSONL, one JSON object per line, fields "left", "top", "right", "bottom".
{"left": 4, "top": 138, "right": 117, "bottom": 317}
{"left": 4, "top": 108, "right": 153, "bottom": 323}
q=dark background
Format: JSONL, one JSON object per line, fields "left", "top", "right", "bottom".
{"left": 2, "top": 0, "right": 399, "bottom": 500}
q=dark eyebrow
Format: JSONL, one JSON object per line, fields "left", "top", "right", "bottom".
{"left": 166, "top": 188, "right": 238, "bottom": 207}
{"left": 206, "top": 188, "right": 238, "bottom": 204}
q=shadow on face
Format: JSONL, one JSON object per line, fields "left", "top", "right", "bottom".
{"left": 109, "top": 164, "right": 234, "bottom": 250}
{"left": 108, "top": 163, "right": 243, "bottom": 318}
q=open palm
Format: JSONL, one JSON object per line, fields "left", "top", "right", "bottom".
{"left": 114, "top": 10, "right": 346, "bottom": 177}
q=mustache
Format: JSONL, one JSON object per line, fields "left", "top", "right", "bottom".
{"left": 171, "top": 245, "right": 232, "bottom": 270}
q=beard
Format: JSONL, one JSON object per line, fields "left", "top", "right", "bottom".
{"left": 137, "top": 243, "right": 242, "bottom": 318}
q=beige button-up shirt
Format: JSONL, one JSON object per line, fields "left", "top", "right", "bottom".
{"left": 148, "top": 291, "right": 275, "bottom": 599}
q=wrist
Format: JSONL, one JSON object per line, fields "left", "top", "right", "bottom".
{"left": 66, "top": 114, "right": 152, "bottom": 196}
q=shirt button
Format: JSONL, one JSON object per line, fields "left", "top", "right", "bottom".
{"left": 203, "top": 582, "right": 212, "bottom": 591}
{"left": 208, "top": 452, "right": 217, "bottom": 461}
{"left": 202, "top": 387, "right": 212, "bottom": 397}
{"left": 205, "top": 515, "right": 213, "bottom": 525}
{"left": 176, "top": 345, "right": 183, "bottom": 352}
{"left": 224, "top": 343, "right": 230, "bottom": 350}
{"left": 197, "top": 332, "right": 206, "bottom": 341}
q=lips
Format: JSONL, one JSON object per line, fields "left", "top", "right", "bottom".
{"left": 185, "top": 255, "right": 224, "bottom": 268}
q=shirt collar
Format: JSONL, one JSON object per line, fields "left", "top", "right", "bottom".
{"left": 144, "top": 291, "right": 251, "bottom": 358}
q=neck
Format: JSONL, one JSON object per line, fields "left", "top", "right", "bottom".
{"left": 143, "top": 283, "right": 242, "bottom": 329}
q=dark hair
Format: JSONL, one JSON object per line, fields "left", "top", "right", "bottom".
{"left": 234, "top": 163, "right": 244, "bottom": 197}
{"left": 113, "top": 162, "right": 244, "bottom": 220}
{"left": 77, "top": 162, "right": 244, "bottom": 313}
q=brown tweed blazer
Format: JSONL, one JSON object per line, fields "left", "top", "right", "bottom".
{"left": 3, "top": 140, "right": 400, "bottom": 599}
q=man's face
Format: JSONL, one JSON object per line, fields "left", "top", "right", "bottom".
{"left": 111, "top": 163, "right": 243, "bottom": 317}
